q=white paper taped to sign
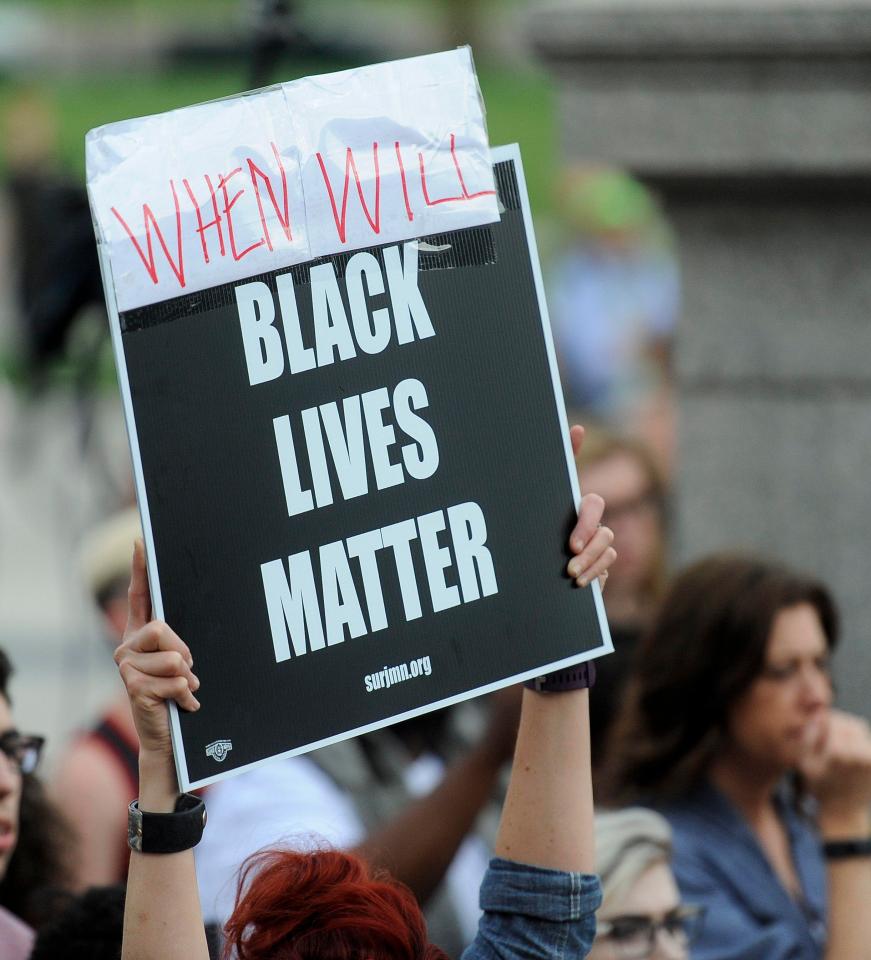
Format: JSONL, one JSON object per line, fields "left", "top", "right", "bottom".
{"left": 86, "top": 48, "right": 498, "bottom": 314}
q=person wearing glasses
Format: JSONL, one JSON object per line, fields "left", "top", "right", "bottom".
{"left": 605, "top": 556, "right": 871, "bottom": 960}
{"left": 0, "top": 648, "right": 50, "bottom": 959}
{"left": 592, "top": 808, "right": 703, "bottom": 960}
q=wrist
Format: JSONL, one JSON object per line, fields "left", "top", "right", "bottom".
{"left": 128, "top": 794, "right": 207, "bottom": 853}
{"left": 524, "top": 661, "right": 596, "bottom": 693}
{"left": 138, "top": 749, "right": 179, "bottom": 813}
{"left": 819, "top": 807, "right": 871, "bottom": 841}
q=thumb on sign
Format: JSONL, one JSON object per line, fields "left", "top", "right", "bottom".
{"left": 115, "top": 539, "right": 200, "bottom": 764}
{"left": 126, "top": 538, "right": 153, "bottom": 633}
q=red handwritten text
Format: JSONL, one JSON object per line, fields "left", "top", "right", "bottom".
{"left": 111, "top": 142, "right": 294, "bottom": 290}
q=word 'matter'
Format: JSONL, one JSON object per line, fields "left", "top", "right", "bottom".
{"left": 260, "top": 502, "right": 497, "bottom": 662}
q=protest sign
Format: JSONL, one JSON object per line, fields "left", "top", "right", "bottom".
{"left": 87, "top": 51, "right": 612, "bottom": 790}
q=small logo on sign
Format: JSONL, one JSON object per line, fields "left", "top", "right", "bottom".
{"left": 205, "top": 739, "right": 233, "bottom": 762}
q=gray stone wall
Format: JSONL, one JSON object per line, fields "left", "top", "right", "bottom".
{"left": 532, "top": 0, "right": 871, "bottom": 715}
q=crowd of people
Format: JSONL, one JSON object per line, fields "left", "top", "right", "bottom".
{"left": 0, "top": 422, "right": 869, "bottom": 960}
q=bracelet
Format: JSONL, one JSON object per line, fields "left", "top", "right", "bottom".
{"left": 524, "top": 661, "right": 596, "bottom": 693}
{"left": 128, "top": 793, "right": 207, "bottom": 853}
{"left": 823, "top": 837, "right": 871, "bottom": 860}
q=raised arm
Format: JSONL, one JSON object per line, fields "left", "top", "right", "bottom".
{"left": 115, "top": 540, "right": 209, "bottom": 960}
{"left": 495, "top": 431, "right": 610, "bottom": 873}
{"left": 464, "top": 425, "right": 610, "bottom": 960}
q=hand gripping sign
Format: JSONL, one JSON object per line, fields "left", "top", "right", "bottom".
{"left": 87, "top": 49, "right": 612, "bottom": 790}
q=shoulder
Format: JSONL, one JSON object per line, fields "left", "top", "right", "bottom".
{"left": 0, "top": 905, "right": 35, "bottom": 960}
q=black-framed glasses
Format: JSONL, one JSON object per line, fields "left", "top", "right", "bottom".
{"left": 596, "top": 904, "right": 706, "bottom": 959}
{"left": 0, "top": 731, "right": 45, "bottom": 775}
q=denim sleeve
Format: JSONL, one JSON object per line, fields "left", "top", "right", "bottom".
{"left": 460, "top": 858, "right": 602, "bottom": 960}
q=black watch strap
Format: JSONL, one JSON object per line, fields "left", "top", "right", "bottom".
{"left": 524, "top": 661, "right": 597, "bottom": 692}
{"left": 128, "top": 793, "right": 207, "bottom": 853}
{"left": 823, "top": 837, "right": 871, "bottom": 860}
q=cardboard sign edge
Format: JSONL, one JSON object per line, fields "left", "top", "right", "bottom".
{"left": 100, "top": 142, "right": 614, "bottom": 792}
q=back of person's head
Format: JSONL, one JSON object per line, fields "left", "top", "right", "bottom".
{"left": 28, "top": 885, "right": 125, "bottom": 959}
{"left": 224, "top": 848, "right": 448, "bottom": 960}
{"left": 595, "top": 808, "right": 672, "bottom": 915}
{"left": 79, "top": 508, "right": 141, "bottom": 636}
{"left": 604, "top": 554, "right": 838, "bottom": 803}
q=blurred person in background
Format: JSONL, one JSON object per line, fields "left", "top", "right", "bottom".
{"left": 605, "top": 555, "right": 871, "bottom": 959}
{"left": 27, "top": 886, "right": 126, "bottom": 960}
{"left": 26, "top": 884, "right": 222, "bottom": 960}
{"left": 592, "top": 807, "right": 704, "bottom": 960}
{"left": 53, "top": 508, "right": 142, "bottom": 889}
{"left": 549, "top": 167, "right": 680, "bottom": 476}
{"left": 0, "top": 648, "right": 68, "bottom": 958}
{"left": 574, "top": 425, "right": 668, "bottom": 771}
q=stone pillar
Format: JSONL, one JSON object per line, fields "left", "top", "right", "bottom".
{"left": 531, "top": 0, "right": 871, "bottom": 716}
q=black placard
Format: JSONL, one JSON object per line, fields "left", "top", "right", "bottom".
{"left": 114, "top": 147, "right": 611, "bottom": 789}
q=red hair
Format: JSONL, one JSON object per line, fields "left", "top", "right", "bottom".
{"left": 223, "top": 848, "right": 450, "bottom": 960}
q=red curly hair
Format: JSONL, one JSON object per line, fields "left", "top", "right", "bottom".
{"left": 223, "top": 848, "right": 450, "bottom": 960}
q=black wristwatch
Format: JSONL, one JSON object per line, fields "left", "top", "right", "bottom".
{"left": 823, "top": 837, "right": 871, "bottom": 860}
{"left": 128, "top": 793, "right": 207, "bottom": 853}
{"left": 524, "top": 661, "right": 597, "bottom": 693}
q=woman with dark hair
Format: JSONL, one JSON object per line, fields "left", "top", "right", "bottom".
{"left": 114, "top": 427, "right": 616, "bottom": 960}
{"left": 605, "top": 555, "right": 871, "bottom": 959}
{"left": 0, "top": 649, "right": 69, "bottom": 958}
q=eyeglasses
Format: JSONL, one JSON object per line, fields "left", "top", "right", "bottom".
{"left": 596, "top": 905, "right": 706, "bottom": 959}
{"left": 603, "top": 490, "right": 662, "bottom": 525}
{"left": 0, "top": 731, "right": 45, "bottom": 775}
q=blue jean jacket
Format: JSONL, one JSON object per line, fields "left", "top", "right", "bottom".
{"left": 461, "top": 858, "right": 602, "bottom": 959}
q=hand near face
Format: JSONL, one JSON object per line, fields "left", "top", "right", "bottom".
{"left": 800, "top": 708, "right": 871, "bottom": 835}
{"left": 113, "top": 540, "right": 200, "bottom": 763}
